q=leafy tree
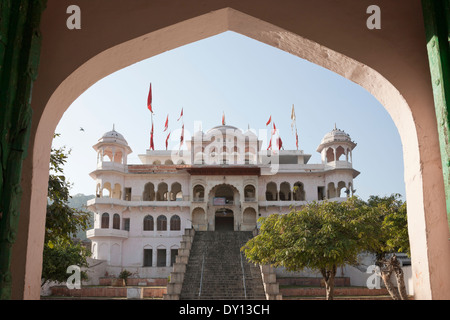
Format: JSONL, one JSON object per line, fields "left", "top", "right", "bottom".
{"left": 41, "top": 135, "right": 91, "bottom": 287}
{"left": 242, "top": 197, "right": 375, "bottom": 300}
{"left": 366, "top": 194, "right": 409, "bottom": 300}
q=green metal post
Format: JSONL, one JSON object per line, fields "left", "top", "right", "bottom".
{"left": 0, "top": 0, "right": 47, "bottom": 299}
{"left": 422, "top": 0, "right": 450, "bottom": 233}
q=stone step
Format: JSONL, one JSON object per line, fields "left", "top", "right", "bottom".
{"left": 280, "top": 286, "right": 390, "bottom": 298}
{"left": 277, "top": 277, "right": 351, "bottom": 287}
{"left": 180, "top": 231, "right": 266, "bottom": 300}
{"left": 50, "top": 285, "right": 167, "bottom": 299}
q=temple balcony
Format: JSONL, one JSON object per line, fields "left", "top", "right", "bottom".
{"left": 324, "top": 160, "right": 353, "bottom": 169}
{"left": 96, "top": 161, "right": 127, "bottom": 172}
{"left": 87, "top": 197, "right": 191, "bottom": 208}
{"left": 87, "top": 228, "right": 129, "bottom": 239}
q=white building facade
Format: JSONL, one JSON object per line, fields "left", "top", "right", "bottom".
{"left": 86, "top": 124, "right": 359, "bottom": 279}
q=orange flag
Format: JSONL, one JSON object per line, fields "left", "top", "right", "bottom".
{"left": 165, "top": 131, "right": 171, "bottom": 150}
{"left": 277, "top": 136, "right": 283, "bottom": 150}
{"left": 149, "top": 122, "right": 155, "bottom": 150}
{"left": 267, "top": 137, "right": 272, "bottom": 150}
{"left": 147, "top": 83, "right": 153, "bottom": 113}
{"left": 163, "top": 114, "right": 169, "bottom": 132}
{"left": 180, "top": 124, "right": 185, "bottom": 144}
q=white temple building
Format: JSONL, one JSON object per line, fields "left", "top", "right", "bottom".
{"left": 86, "top": 124, "right": 359, "bottom": 279}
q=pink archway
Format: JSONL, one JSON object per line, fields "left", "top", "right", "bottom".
{"left": 15, "top": 4, "right": 449, "bottom": 300}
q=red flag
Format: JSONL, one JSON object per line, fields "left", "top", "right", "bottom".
{"left": 266, "top": 115, "right": 271, "bottom": 126}
{"left": 177, "top": 108, "right": 183, "bottom": 121}
{"left": 149, "top": 122, "right": 155, "bottom": 150}
{"left": 147, "top": 83, "right": 153, "bottom": 113}
{"left": 165, "top": 131, "right": 171, "bottom": 150}
{"left": 180, "top": 124, "right": 185, "bottom": 144}
{"left": 277, "top": 136, "right": 283, "bottom": 150}
{"left": 222, "top": 112, "right": 225, "bottom": 125}
{"left": 163, "top": 114, "right": 169, "bottom": 132}
{"left": 272, "top": 122, "right": 277, "bottom": 135}
{"left": 267, "top": 137, "right": 272, "bottom": 150}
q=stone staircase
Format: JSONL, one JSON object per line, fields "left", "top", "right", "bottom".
{"left": 179, "top": 231, "right": 266, "bottom": 300}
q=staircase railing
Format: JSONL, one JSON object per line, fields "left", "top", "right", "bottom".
{"left": 198, "top": 243, "right": 207, "bottom": 298}
{"left": 240, "top": 248, "right": 247, "bottom": 299}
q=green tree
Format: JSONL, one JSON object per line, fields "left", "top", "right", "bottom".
{"left": 366, "top": 194, "right": 409, "bottom": 300}
{"left": 242, "top": 197, "right": 375, "bottom": 300}
{"left": 41, "top": 135, "right": 91, "bottom": 287}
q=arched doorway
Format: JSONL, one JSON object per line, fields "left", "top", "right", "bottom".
{"left": 215, "top": 208, "right": 234, "bottom": 231}
{"left": 11, "top": 5, "right": 450, "bottom": 299}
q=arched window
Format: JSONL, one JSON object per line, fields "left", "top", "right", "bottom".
{"left": 279, "top": 182, "right": 291, "bottom": 201}
{"left": 336, "top": 146, "right": 346, "bottom": 161}
{"left": 293, "top": 182, "right": 306, "bottom": 201}
{"left": 170, "top": 215, "right": 181, "bottom": 231}
{"left": 113, "top": 213, "right": 120, "bottom": 229}
{"left": 101, "top": 213, "right": 109, "bottom": 229}
{"left": 143, "top": 215, "right": 154, "bottom": 231}
{"left": 265, "top": 182, "right": 277, "bottom": 201}
{"left": 143, "top": 182, "right": 155, "bottom": 201}
{"left": 170, "top": 182, "right": 182, "bottom": 201}
{"left": 327, "top": 182, "right": 336, "bottom": 199}
{"left": 326, "top": 148, "right": 335, "bottom": 163}
{"left": 337, "top": 181, "right": 347, "bottom": 197}
{"left": 102, "top": 182, "right": 111, "bottom": 198}
{"left": 193, "top": 184, "right": 205, "bottom": 201}
{"left": 157, "top": 215, "right": 167, "bottom": 231}
{"left": 244, "top": 185, "right": 256, "bottom": 201}
{"left": 157, "top": 182, "right": 169, "bottom": 201}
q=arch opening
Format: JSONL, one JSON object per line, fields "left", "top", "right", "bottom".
{"left": 23, "top": 7, "right": 449, "bottom": 299}
{"left": 215, "top": 208, "right": 234, "bottom": 231}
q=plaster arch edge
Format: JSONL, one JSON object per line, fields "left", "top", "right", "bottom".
{"left": 31, "top": 7, "right": 434, "bottom": 299}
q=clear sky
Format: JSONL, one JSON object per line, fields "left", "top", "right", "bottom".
{"left": 54, "top": 31, "right": 405, "bottom": 201}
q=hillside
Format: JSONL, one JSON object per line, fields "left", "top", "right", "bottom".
{"left": 69, "top": 193, "right": 95, "bottom": 240}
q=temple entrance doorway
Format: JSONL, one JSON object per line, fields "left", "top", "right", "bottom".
{"left": 215, "top": 209, "right": 234, "bottom": 231}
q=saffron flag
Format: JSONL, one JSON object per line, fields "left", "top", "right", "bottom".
{"left": 164, "top": 114, "right": 169, "bottom": 132}
{"left": 266, "top": 115, "right": 272, "bottom": 126}
{"left": 296, "top": 129, "right": 299, "bottom": 150}
{"left": 147, "top": 83, "right": 153, "bottom": 113}
{"left": 222, "top": 112, "right": 225, "bottom": 125}
{"left": 291, "top": 104, "right": 296, "bottom": 132}
{"left": 180, "top": 124, "right": 185, "bottom": 144}
{"left": 149, "top": 122, "right": 155, "bottom": 150}
{"left": 177, "top": 108, "right": 183, "bottom": 121}
{"left": 277, "top": 136, "right": 283, "bottom": 150}
{"left": 165, "top": 131, "right": 171, "bottom": 150}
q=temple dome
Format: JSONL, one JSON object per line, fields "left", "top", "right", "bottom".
{"left": 206, "top": 125, "right": 241, "bottom": 134}
{"left": 97, "top": 126, "right": 129, "bottom": 146}
{"left": 317, "top": 125, "right": 356, "bottom": 153}
{"left": 320, "top": 127, "right": 352, "bottom": 144}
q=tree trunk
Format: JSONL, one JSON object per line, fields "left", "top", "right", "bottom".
{"left": 320, "top": 266, "right": 336, "bottom": 300}
{"left": 391, "top": 255, "right": 408, "bottom": 300}
{"left": 380, "top": 269, "right": 400, "bottom": 300}
{"left": 378, "top": 254, "right": 408, "bottom": 300}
